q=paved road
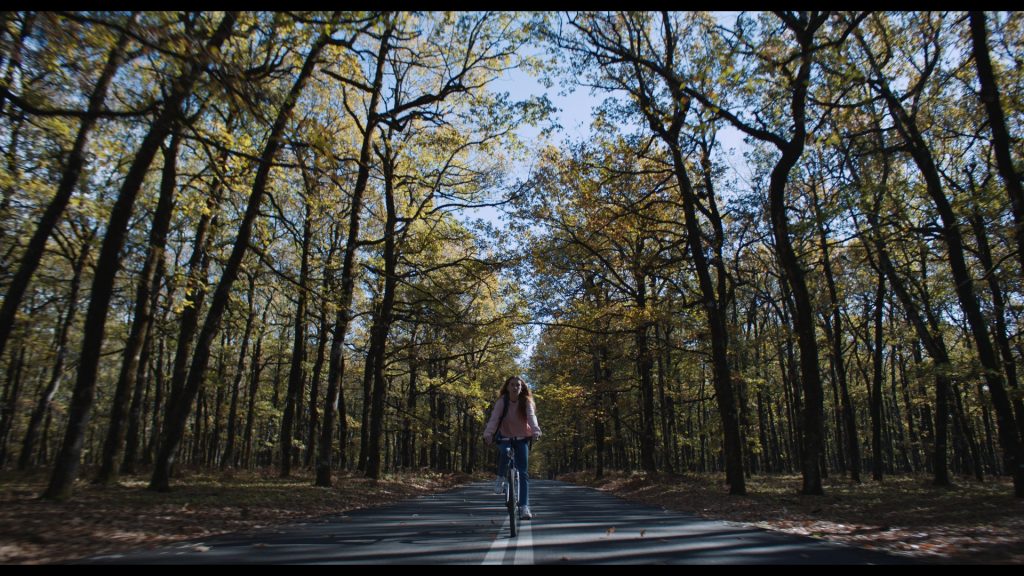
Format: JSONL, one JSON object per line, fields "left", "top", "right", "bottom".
{"left": 80, "top": 480, "right": 916, "bottom": 564}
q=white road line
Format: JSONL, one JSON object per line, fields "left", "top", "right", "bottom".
{"left": 514, "top": 517, "right": 534, "bottom": 565}
{"left": 482, "top": 512, "right": 535, "bottom": 564}
{"left": 482, "top": 514, "right": 513, "bottom": 564}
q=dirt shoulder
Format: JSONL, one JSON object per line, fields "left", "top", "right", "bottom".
{"left": 560, "top": 470, "right": 1024, "bottom": 564}
{"left": 0, "top": 468, "right": 473, "bottom": 564}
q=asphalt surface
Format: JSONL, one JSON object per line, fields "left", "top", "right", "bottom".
{"left": 78, "top": 479, "right": 918, "bottom": 564}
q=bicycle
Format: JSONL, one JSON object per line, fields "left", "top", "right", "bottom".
{"left": 497, "top": 435, "right": 520, "bottom": 537}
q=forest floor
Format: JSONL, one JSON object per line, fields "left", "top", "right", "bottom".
{"left": 1, "top": 467, "right": 1021, "bottom": 564}
{"left": 0, "top": 466, "right": 472, "bottom": 564}
{"left": 563, "top": 470, "right": 1024, "bottom": 564}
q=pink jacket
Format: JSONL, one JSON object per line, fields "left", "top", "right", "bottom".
{"left": 483, "top": 395, "right": 542, "bottom": 440}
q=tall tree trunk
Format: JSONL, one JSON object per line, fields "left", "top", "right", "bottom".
{"left": 151, "top": 22, "right": 327, "bottom": 491}
{"left": 44, "top": 13, "right": 236, "bottom": 500}
{"left": 317, "top": 21, "right": 393, "bottom": 487}
{"left": 590, "top": 335, "right": 606, "bottom": 480}
{"left": 878, "top": 78, "right": 1023, "bottom": 496}
{"left": 812, "top": 185, "right": 861, "bottom": 482}
{"left": 165, "top": 195, "right": 222, "bottom": 429}
{"left": 96, "top": 128, "right": 181, "bottom": 485}
{"left": 634, "top": 271, "right": 657, "bottom": 474}
{"left": 612, "top": 16, "right": 748, "bottom": 488}
{"left": 667, "top": 144, "right": 745, "bottom": 493}
{"left": 951, "top": 378, "right": 984, "bottom": 481}
{"left": 402, "top": 336, "right": 418, "bottom": 469}
{"left": 887, "top": 343, "right": 911, "bottom": 473}
{"left": 655, "top": 322, "right": 674, "bottom": 474}
{"left": 366, "top": 141, "right": 399, "bottom": 480}
{"left": 207, "top": 337, "right": 228, "bottom": 466}
{"left": 368, "top": 158, "right": 399, "bottom": 477}
{"left": 358, "top": 326, "right": 377, "bottom": 472}
{"left": 305, "top": 224, "right": 336, "bottom": 469}
{"left": 684, "top": 12, "right": 830, "bottom": 494}
{"left": 223, "top": 274, "right": 256, "bottom": 469}
{"left": 870, "top": 275, "right": 885, "bottom": 481}
{"left": 280, "top": 203, "right": 312, "bottom": 477}
{"left": 969, "top": 211, "right": 1024, "bottom": 432}
{"left": 969, "top": 11, "right": 1024, "bottom": 281}
{"left": 243, "top": 293, "right": 273, "bottom": 469}
{"left": 0, "top": 345, "right": 26, "bottom": 466}
{"left": 861, "top": 217, "right": 951, "bottom": 487}
{"left": 767, "top": 82, "right": 826, "bottom": 496}
{"left": 18, "top": 231, "right": 93, "bottom": 470}
{"left": 121, "top": 278, "right": 158, "bottom": 476}
{"left": 896, "top": 346, "right": 921, "bottom": 471}
{"left": 143, "top": 318, "right": 168, "bottom": 466}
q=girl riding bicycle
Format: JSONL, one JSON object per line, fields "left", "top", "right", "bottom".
{"left": 483, "top": 376, "right": 542, "bottom": 520}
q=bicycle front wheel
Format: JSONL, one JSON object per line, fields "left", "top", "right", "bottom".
{"left": 507, "top": 467, "right": 519, "bottom": 537}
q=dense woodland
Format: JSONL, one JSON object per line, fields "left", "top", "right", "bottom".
{"left": 0, "top": 11, "right": 1022, "bottom": 501}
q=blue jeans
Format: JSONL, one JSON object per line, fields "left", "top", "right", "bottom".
{"left": 496, "top": 436, "right": 530, "bottom": 507}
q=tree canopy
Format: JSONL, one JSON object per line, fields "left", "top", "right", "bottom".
{"left": 0, "top": 11, "right": 1022, "bottom": 500}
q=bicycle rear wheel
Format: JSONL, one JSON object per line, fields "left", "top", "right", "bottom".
{"left": 506, "top": 467, "right": 519, "bottom": 537}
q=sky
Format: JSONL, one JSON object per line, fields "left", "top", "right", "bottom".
{"left": 460, "top": 25, "right": 755, "bottom": 368}
{"left": 451, "top": 63, "right": 596, "bottom": 367}
{"left": 461, "top": 41, "right": 755, "bottom": 233}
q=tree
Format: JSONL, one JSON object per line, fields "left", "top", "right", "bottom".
{"left": 0, "top": 13, "right": 135, "bottom": 372}
{"left": 853, "top": 11, "right": 1023, "bottom": 496}
{"left": 554, "top": 10, "right": 749, "bottom": 491}
{"left": 969, "top": 11, "right": 1024, "bottom": 280}
{"left": 95, "top": 127, "right": 182, "bottom": 485}
{"left": 689, "top": 11, "right": 873, "bottom": 495}
{"left": 317, "top": 13, "right": 394, "bottom": 487}
{"left": 44, "top": 13, "right": 237, "bottom": 500}
{"left": 151, "top": 12, "right": 347, "bottom": 491}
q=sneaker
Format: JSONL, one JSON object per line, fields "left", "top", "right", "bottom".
{"left": 493, "top": 476, "right": 504, "bottom": 494}
{"left": 519, "top": 505, "right": 533, "bottom": 520}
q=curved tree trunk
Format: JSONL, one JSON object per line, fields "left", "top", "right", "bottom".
{"left": 152, "top": 22, "right": 329, "bottom": 492}
{"left": 768, "top": 116, "right": 826, "bottom": 495}
{"left": 970, "top": 11, "right": 1024, "bottom": 283}
{"left": 317, "top": 20, "right": 394, "bottom": 487}
{"left": 678, "top": 155, "right": 746, "bottom": 492}
{"left": 44, "top": 13, "right": 236, "bottom": 500}
{"left": 96, "top": 128, "right": 181, "bottom": 485}
{"left": 878, "top": 79, "right": 1023, "bottom": 497}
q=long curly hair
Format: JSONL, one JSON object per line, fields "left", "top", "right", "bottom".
{"left": 498, "top": 375, "right": 532, "bottom": 421}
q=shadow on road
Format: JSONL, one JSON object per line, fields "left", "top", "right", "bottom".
{"left": 78, "top": 480, "right": 917, "bottom": 564}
